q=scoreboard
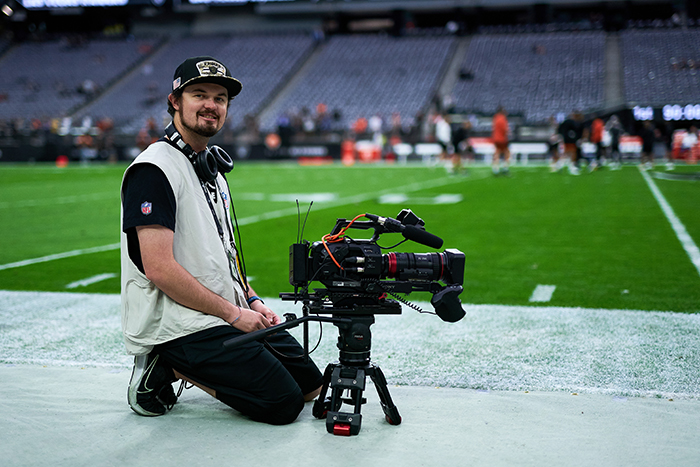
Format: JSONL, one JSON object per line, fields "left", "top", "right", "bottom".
{"left": 633, "top": 105, "right": 700, "bottom": 122}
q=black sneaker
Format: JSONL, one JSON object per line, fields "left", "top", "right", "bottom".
{"left": 158, "top": 381, "right": 179, "bottom": 409}
{"left": 127, "top": 354, "right": 177, "bottom": 416}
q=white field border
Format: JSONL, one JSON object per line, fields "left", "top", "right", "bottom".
{"left": 1, "top": 290, "right": 699, "bottom": 400}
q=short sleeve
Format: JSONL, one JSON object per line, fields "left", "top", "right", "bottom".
{"left": 122, "top": 163, "right": 176, "bottom": 232}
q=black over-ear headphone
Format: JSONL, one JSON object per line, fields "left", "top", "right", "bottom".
{"left": 164, "top": 122, "right": 234, "bottom": 183}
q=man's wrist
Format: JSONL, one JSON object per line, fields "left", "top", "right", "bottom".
{"left": 230, "top": 305, "right": 242, "bottom": 325}
{"left": 247, "top": 295, "right": 264, "bottom": 306}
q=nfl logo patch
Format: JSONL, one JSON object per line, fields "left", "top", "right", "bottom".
{"left": 141, "top": 201, "right": 152, "bottom": 216}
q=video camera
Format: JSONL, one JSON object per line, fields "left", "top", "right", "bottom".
{"left": 224, "top": 209, "right": 466, "bottom": 436}
{"left": 284, "top": 209, "right": 466, "bottom": 323}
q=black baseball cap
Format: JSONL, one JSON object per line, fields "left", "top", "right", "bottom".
{"left": 171, "top": 56, "right": 242, "bottom": 99}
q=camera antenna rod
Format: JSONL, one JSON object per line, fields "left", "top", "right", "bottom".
{"left": 296, "top": 200, "right": 300, "bottom": 244}
{"left": 301, "top": 201, "right": 313, "bottom": 243}
{"left": 295, "top": 199, "right": 313, "bottom": 244}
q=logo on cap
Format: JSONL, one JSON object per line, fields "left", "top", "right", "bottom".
{"left": 196, "top": 60, "right": 226, "bottom": 78}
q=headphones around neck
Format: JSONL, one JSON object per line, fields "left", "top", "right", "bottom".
{"left": 164, "top": 122, "right": 234, "bottom": 183}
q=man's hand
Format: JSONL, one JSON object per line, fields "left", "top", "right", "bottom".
{"left": 137, "top": 225, "right": 254, "bottom": 329}
{"left": 249, "top": 300, "right": 281, "bottom": 326}
{"left": 230, "top": 306, "right": 274, "bottom": 333}
{"left": 137, "top": 225, "right": 280, "bottom": 334}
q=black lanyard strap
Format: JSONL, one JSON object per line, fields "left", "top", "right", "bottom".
{"left": 199, "top": 180, "right": 248, "bottom": 295}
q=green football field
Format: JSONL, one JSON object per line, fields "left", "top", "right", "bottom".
{"left": 1, "top": 161, "right": 699, "bottom": 313}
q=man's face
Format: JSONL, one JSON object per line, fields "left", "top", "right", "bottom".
{"left": 172, "top": 82, "right": 229, "bottom": 138}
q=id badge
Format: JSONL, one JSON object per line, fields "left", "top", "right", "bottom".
{"left": 227, "top": 247, "right": 242, "bottom": 283}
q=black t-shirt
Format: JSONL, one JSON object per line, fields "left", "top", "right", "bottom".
{"left": 558, "top": 119, "right": 582, "bottom": 144}
{"left": 122, "top": 163, "right": 176, "bottom": 273}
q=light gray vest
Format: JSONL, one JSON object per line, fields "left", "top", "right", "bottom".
{"left": 120, "top": 141, "right": 246, "bottom": 355}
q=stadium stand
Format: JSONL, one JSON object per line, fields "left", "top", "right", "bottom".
{"left": 74, "top": 33, "right": 316, "bottom": 134}
{"left": 258, "top": 34, "right": 456, "bottom": 132}
{"left": 620, "top": 28, "right": 700, "bottom": 106}
{"left": 4, "top": 22, "right": 700, "bottom": 155}
{"left": 0, "top": 36, "right": 160, "bottom": 121}
{"left": 450, "top": 31, "right": 606, "bottom": 123}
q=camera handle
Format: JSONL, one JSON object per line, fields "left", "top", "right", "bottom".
{"left": 330, "top": 215, "right": 444, "bottom": 249}
{"left": 221, "top": 313, "right": 344, "bottom": 349}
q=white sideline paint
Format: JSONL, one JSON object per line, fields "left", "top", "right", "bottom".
{"left": 0, "top": 243, "right": 120, "bottom": 271}
{"left": 65, "top": 273, "right": 117, "bottom": 289}
{"left": 640, "top": 168, "right": 700, "bottom": 277}
{"left": 2, "top": 290, "right": 699, "bottom": 400}
{"left": 529, "top": 284, "right": 556, "bottom": 302}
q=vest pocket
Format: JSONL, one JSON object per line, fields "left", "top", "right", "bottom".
{"left": 123, "top": 277, "right": 164, "bottom": 339}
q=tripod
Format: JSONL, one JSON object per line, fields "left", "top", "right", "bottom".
{"left": 312, "top": 314, "right": 402, "bottom": 436}
{"left": 224, "top": 294, "right": 404, "bottom": 436}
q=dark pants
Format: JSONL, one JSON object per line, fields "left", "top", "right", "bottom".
{"left": 156, "top": 326, "right": 323, "bottom": 425}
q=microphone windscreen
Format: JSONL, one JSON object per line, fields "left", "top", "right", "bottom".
{"left": 402, "top": 224, "right": 443, "bottom": 249}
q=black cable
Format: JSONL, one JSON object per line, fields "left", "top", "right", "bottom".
{"left": 229, "top": 199, "right": 250, "bottom": 297}
{"left": 262, "top": 319, "right": 323, "bottom": 360}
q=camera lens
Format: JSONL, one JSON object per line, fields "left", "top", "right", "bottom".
{"left": 384, "top": 252, "right": 445, "bottom": 282}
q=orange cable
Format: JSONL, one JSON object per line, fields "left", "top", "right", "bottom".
{"left": 321, "top": 213, "right": 366, "bottom": 270}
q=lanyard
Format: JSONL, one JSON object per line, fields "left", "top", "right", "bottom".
{"left": 199, "top": 179, "right": 248, "bottom": 294}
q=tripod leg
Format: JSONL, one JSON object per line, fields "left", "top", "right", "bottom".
{"left": 368, "top": 365, "right": 402, "bottom": 426}
{"left": 312, "top": 363, "right": 336, "bottom": 419}
{"left": 325, "top": 366, "right": 365, "bottom": 436}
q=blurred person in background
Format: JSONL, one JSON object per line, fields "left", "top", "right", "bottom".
{"left": 605, "top": 115, "right": 623, "bottom": 170}
{"left": 547, "top": 115, "right": 563, "bottom": 172}
{"left": 639, "top": 121, "right": 656, "bottom": 171}
{"left": 558, "top": 111, "right": 584, "bottom": 175}
{"left": 491, "top": 106, "right": 510, "bottom": 176}
{"left": 450, "top": 117, "right": 473, "bottom": 175}
{"left": 435, "top": 112, "right": 452, "bottom": 167}
{"left": 589, "top": 116, "right": 605, "bottom": 171}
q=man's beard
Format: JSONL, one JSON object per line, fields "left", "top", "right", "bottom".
{"left": 178, "top": 108, "right": 221, "bottom": 138}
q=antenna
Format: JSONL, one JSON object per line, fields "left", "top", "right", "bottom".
{"left": 300, "top": 201, "right": 313, "bottom": 243}
{"left": 296, "top": 200, "right": 301, "bottom": 244}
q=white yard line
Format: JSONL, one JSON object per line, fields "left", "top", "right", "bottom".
{"left": 0, "top": 176, "right": 464, "bottom": 271}
{"left": 235, "top": 176, "right": 464, "bottom": 226}
{"left": 640, "top": 168, "right": 700, "bottom": 277}
{"left": 66, "top": 273, "right": 118, "bottom": 289}
{"left": 0, "top": 243, "right": 121, "bottom": 271}
{"left": 0, "top": 192, "right": 114, "bottom": 209}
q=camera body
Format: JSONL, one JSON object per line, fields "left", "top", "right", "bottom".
{"left": 284, "top": 210, "right": 466, "bottom": 322}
